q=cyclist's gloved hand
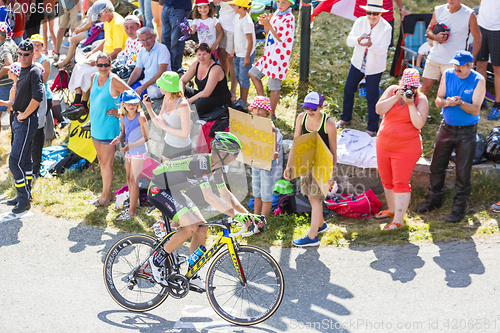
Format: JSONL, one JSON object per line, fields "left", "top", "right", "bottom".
{"left": 234, "top": 213, "right": 266, "bottom": 232}
{"left": 234, "top": 213, "right": 253, "bottom": 225}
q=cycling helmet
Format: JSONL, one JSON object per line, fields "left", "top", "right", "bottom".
{"left": 211, "top": 132, "right": 242, "bottom": 154}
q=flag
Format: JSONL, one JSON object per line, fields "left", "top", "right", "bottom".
{"left": 311, "top": 0, "right": 356, "bottom": 22}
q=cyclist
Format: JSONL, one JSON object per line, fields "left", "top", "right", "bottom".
{"left": 147, "top": 132, "right": 262, "bottom": 290}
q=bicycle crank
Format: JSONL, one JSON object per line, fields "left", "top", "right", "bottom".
{"left": 166, "top": 274, "right": 189, "bottom": 299}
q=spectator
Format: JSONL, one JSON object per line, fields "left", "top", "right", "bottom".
{"left": 145, "top": 71, "right": 193, "bottom": 160}
{"left": 249, "top": 0, "right": 295, "bottom": 118}
{"left": 127, "top": 27, "right": 170, "bottom": 99}
{"left": 41, "top": 0, "right": 57, "bottom": 55}
{"left": 25, "top": 0, "right": 44, "bottom": 38}
{"left": 31, "top": 34, "right": 51, "bottom": 116}
{"left": 83, "top": 52, "right": 133, "bottom": 207}
{"left": 5, "top": 39, "right": 44, "bottom": 214}
{"left": 475, "top": 0, "right": 500, "bottom": 121}
{"left": 119, "top": 15, "right": 143, "bottom": 67}
{"left": 138, "top": 0, "right": 153, "bottom": 29}
{"left": 0, "top": 0, "right": 14, "bottom": 38}
{"left": 0, "top": 21, "right": 16, "bottom": 131}
{"left": 420, "top": 0, "right": 481, "bottom": 96}
{"left": 416, "top": 36, "right": 432, "bottom": 71}
{"left": 151, "top": 0, "right": 162, "bottom": 42}
{"left": 180, "top": 43, "right": 232, "bottom": 117}
{"left": 229, "top": 0, "right": 255, "bottom": 106}
{"left": 337, "top": 0, "right": 392, "bottom": 136}
{"left": 284, "top": 92, "right": 337, "bottom": 247}
{"left": 375, "top": 69, "right": 429, "bottom": 230}
{"left": 161, "top": 0, "right": 192, "bottom": 73}
{"left": 416, "top": 51, "right": 485, "bottom": 223}
{"left": 213, "top": 0, "right": 238, "bottom": 101}
{"left": 11, "top": 0, "right": 26, "bottom": 45}
{"left": 191, "top": 0, "right": 223, "bottom": 61}
{"left": 53, "top": 0, "right": 83, "bottom": 61}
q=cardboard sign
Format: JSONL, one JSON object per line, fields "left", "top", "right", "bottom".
{"left": 68, "top": 112, "right": 96, "bottom": 163}
{"left": 229, "top": 107, "right": 275, "bottom": 170}
{"left": 289, "top": 132, "right": 334, "bottom": 197}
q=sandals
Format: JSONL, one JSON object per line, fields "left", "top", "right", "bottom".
{"left": 383, "top": 221, "right": 403, "bottom": 231}
{"left": 116, "top": 211, "right": 134, "bottom": 221}
{"left": 375, "top": 209, "right": 394, "bottom": 219}
{"left": 336, "top": 120, "right": 350, "bottom": 129}
{"left": 89, "top": 195, "right": 112, "bottom": 207}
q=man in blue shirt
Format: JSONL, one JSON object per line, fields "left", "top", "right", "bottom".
{"left": 127, "top": 27, "right": 170, "bottom": 99}
{"left": 161, "top": 0, "right": 192, "bottom": 73}
{"left": 416, "top": 50, "right": 486, "bottom": 223}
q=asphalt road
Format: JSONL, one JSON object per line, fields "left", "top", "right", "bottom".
{"left": 1, "top": 200, "right": 499, "bottom": 333}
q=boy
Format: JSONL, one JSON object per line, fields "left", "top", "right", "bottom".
{"left": 229, "top": 0, "right": 255, "bottom": 107}
{"left": 284, "top": 92, "right": 337, "bottom": 247}
{"left": 249, "top": 0, "right": 295, "bottom": 117}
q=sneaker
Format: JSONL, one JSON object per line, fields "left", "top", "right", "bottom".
{"left": 62, "top": 42, "right": 70, "bottom": 48}
{"left": 148, "top": 255, "right": 168, "bottom": 286}
{"left": 292, "top": 235, "right": 320, "bottom": 247}
{"left": 490, "top": 201, "right": 500, "bottom": 213}
{"left": 189, "top": 274, "right": 206, "bottom": 291}
{"left": 318, "top": 222, "right": 329, "bottom": 234}
{"left": 488, "top": 107, "right": 500, "bottom": 121}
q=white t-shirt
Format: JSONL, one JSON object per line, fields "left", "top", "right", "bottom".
{"left": 478, "top": 0, "right": 500, "bottom": 31}
{"left": 218, "top": 2, "right": 237, "bottom": 32}
{"left": 418, "top": 42, "right": 431, "bottom": 56}
{"left": 193, "top": 17, "right": 219, "bottom": 46}
{"left": 233, "top": 13, "right": 255, "bottom": 58}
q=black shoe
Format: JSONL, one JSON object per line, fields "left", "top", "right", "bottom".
{"left": 445, "top": 211, "right": 465, "bottom": 223}
{"left": 6, "top": 197, "right": 17, "bottom": 206}
{"left": 416, "top": 200, "right": 442, "bottom": 213}
{"left": 61, "top": 103, "right": 88, "bottom": 121}
{"left": 12, "top": 202, "right": 31, "bottom": 214}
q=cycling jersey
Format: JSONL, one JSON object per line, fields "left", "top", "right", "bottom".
{"left": 148, "top": 154, "right": 226, "bottom": 222}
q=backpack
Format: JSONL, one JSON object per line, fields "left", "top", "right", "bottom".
{"left": 274, "top": 192, "right": 312, "bottom": 216}
{"left": 324, "top": 189, "right": 382, "bottom": 219}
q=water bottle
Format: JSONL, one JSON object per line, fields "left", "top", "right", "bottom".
{"left": 187, "top": 245, "right": 206, "bottom": 266}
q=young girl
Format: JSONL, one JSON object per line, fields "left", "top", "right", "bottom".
{"left": 111, "top": 90, "right": 149, "bottom": 221}
{"left": 249, "top": 96, "right": 282, "bottom": 219}
{"left": 191, "top": 0, "right": 224, "bottom": 61}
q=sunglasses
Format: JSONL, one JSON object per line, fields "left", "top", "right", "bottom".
{"left": 303, "top": 107, "right": 318, "bottom": 112}
{"left": 96, "top": 63, "right": 111, "bottom": 68}
{"left": 17, "top": 51, "right": 31, "bottom": 57}
{"left": 366, "top": 11, "right": 381, "bottom": 16}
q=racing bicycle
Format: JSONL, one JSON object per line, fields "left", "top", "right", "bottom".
{"left": 103, "top": 215, "right": 285, "bottom": 326}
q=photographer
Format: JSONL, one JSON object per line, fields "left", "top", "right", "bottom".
{"left": 375, "top": 68, "right": 429, "bottom": 230}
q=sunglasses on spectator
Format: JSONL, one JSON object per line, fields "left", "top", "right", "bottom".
{"left": 96, "top": 63, "right": 111, "bottom": 68}
{"left": 303, "top": 106, "right": 318, "bottom": 112}
{"left": 17, "top": 51, "right": 32, "bottom": 57}
{"left": 366, "top": 12, "right": 381, "bottom": 16}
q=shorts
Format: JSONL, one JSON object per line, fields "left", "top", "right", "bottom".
{"left": 300, "top": 173, "right": 326, "bottom": 201}
{"left": 252, "top": 161, "right": 277, "bottom": 202}
{"left": 248, "top": 66, "right": 283, "bottom": 91}
{"left": 125, "top": 151, "right": 147, "bottom": 160}
{"left": 92, "top": 137, "right": 114, "bottom": 145}
{"left": 58, "top": 6, "right": 81, "bottom": 29}
{"left": 422, "top": 59, "right": 453, "bottom": 81}
{"left": 234, "top": 52, "right": 255, "bottom": 89}
{"left": 162, "top": 143, "right": 192, "bottom": 160}
{"left": 477, "top": 26, "right": 500, "bottom": 66}
{"left": 219, "top": 29, "right": 234, "bottom": 54}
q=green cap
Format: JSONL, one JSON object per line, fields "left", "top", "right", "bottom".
{"left": 273, "top": 180, "right": 293, "bottom": 195}
{"left": 156, "top": 71, "right": 181, "bottom": 93}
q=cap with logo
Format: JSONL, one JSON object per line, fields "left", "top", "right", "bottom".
{"left": 18, "top": 39, "right": 34, "bottom": 52}
{"left": 122, "top": 90, "right": 141, "bottom": 104}
{"left": 302, "top": 91, "right": 324, "bottom": 109}
{"left": 449, "top": 50, "right": 473, "bottom": 66}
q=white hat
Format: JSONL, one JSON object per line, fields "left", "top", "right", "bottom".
{"left": 359, "top": 0, "right": 389, "bottom": 13}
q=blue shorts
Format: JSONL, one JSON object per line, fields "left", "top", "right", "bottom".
{"left": 252, "top": 160, "right": 277, "bottom": 202}
{"left": 234, "top": 52, "right": 256, "bottom": 89}
{"left": 92, "top": 137, "right": 114, "bottom": 145}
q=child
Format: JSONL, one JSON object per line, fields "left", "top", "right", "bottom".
{"left": 111, "top": 90, "right": 149, "bottom": 221}
{"left": 191, "top": 0, "right": 224, "bottom": 61}
{"left": 0, "top": 62, "right": 19, "bottom": 120}
{"left": 249, "top": 0, "right": 295, "bottom": 117}
{"left": 228, "top": 0, "right": 255, "bottom": 106}
{"left": 416, "top": 36, "right": 433, "bottom": 71}
{"left": 284, "top": 92, "right": 337, "bottom": 247}
{"left": 249, "top": 96, "right": 282, "bottom": 219}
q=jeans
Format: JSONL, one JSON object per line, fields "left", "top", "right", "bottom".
{"left": 9, "top": 115, "right": 38, "bottom": 205}
{"left": 184, "top": 86, "right": 227, "bottom": 118}
{"left": 138, "top": 0, "right": 154, "bottom": 29}
{"left": 341, "top": 64, "right": 383, "bottom": 132}
{"left": 428, "top": 121, "right": 477, "bottom": 213}
{"left": 234, "top": 52, "right": 255, "bottom": 89}
{"left": 0, "top": 84, "right": 12, "bottom": 112}
{"left": 161, "top": 7, "right": 190, "bottom": 72}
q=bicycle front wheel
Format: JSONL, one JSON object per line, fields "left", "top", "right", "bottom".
{"left": 206, "top": 245, "right": 284, "bottom": 325}
{"left": 104, "top": 234, "right": 170, "bottom": 312}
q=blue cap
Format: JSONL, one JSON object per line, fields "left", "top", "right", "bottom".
{"left": 122, "top": 90, "right": 140, "bottom": 104}
{"left": 449, "top": 50, "right": 473, "bottom": 66}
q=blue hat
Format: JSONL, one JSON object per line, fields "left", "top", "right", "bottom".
{"left": 449, "top": 50, "right": 473, "bottom": 66}
{"left": 302, "top": 92, "right": 324, "bottom": 109}
{"left": 122, "top": 90, "right": 140, "bottom": 104}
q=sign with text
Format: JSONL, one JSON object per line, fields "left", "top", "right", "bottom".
{"left": 289, "top": 132, "right": 334, "bottom": 197}
{"left": 68, "top": 112, "right": 96, "bottom": 163}
{"left": 229, "top": 107, "right": 275, "bottom": 170}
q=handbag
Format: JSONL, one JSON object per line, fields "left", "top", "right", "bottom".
{"left": 325, "top": 189, "right": 382, "bottom": 219}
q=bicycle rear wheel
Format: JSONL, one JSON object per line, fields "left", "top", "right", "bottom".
{"left": 104, "top": 234, "right": 170, "bottom": 312}
{"left": 206, "top": 245, "right": 284, "bottom": 325}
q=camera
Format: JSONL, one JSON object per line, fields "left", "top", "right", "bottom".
{"left": 404, "top": 88, "right": 414, "bottom": 99}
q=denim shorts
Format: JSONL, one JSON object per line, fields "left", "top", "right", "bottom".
{"left": 234, "top": 52, "right": 255, "bottom": 89}
{"left": 252, "top": 160, "right": 277, "bottom": 202}
{"left": 92, "top": 137, "right": 114, "bottom": 145}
